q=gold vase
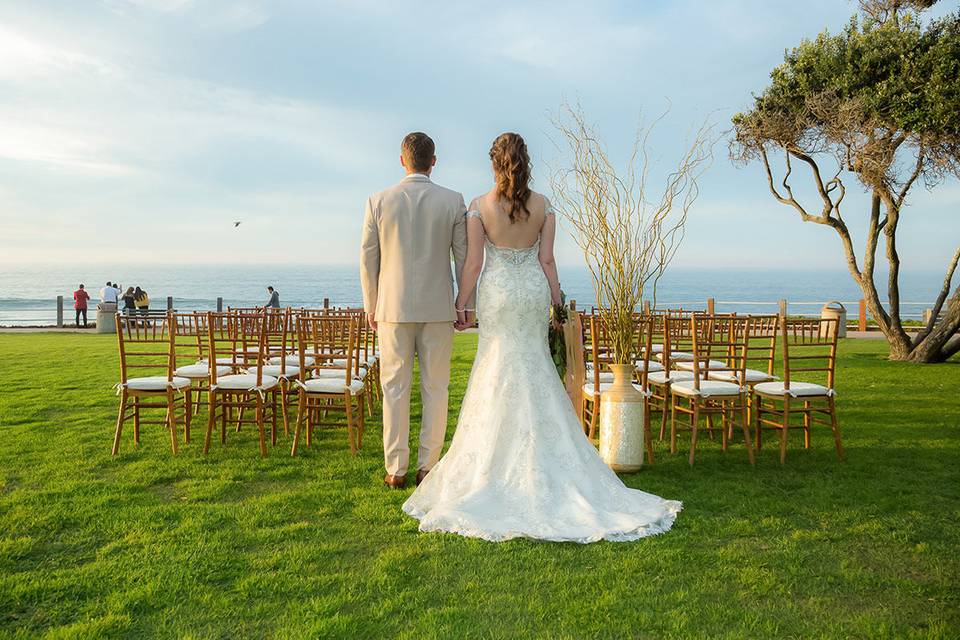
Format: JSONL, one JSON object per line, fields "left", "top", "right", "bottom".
{"left": 599, "top": 363, "right": 645, "bottom": 472}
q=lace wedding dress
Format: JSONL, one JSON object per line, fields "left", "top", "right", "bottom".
{"left": 402, "top": 210, "right": 682, "bottom": 543}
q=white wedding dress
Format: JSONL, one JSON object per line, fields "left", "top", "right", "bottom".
{"left": 402, "top": 210, "right": 682, "bottom": 543}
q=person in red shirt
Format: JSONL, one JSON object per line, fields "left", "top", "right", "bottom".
{"left": 73, "top": 284, "right": 91, "bottom": 327}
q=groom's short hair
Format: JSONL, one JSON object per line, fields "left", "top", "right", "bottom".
{"left": 401, "top": 132, "right": 435, "bottom": 172}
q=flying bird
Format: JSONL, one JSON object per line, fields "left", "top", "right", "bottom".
{"left": 233, "top": 220, "right": 242, "bottom": 228}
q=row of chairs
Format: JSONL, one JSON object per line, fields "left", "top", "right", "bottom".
{"left": 581, "top": 310, "right": 844, "bottom": 465}
{"left": 111, "top": 307, "right": 380, "bottom": 457}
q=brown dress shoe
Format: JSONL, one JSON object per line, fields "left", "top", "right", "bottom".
{"left": 415, "top": 468, "right": 430, "bottom": 486}
{"left": 384, "top": 474, "right": 407, "bottom": 489}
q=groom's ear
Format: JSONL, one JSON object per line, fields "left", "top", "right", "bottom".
{"left": 430, "top": 155, "right": 437, "bottom": 168}
{"left": 400, "top": 154, "right": 408, "bottom": 171}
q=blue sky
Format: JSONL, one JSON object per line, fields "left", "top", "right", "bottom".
{"left": 1, "top": 0, "right": 957, "bottom": 273}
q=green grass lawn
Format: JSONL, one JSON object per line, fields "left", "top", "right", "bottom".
{"left": 0, "top": 333, "right": 958, "bottom": 639}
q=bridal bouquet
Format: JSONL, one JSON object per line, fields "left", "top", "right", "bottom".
{"left": 548, "top": 291, "right": 569, "bottom": 379}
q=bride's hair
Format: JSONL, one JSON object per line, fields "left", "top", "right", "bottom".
{"left": 489, "top": 132, "right": 532, "bottom": 223}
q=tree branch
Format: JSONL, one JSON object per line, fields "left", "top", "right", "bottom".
{"left": 914, "top": 245, "right": 960, "bottom": 344}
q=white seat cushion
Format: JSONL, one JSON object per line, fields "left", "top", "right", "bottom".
{"left": 125, "top": 376, "right": 191, "bottom": 391}
{"left": 300, "top": 377, "right": 365, "bottom": 395}
{"left": 268, "top": 355, "right": 316, "bottom": 367}
{"left": 312, "top": 368, "right": 367, "bottom": 380}
{"left": 366, "top": 356, "right": 379, "bottom": 366}
{"left": 633, "top": 360, "right": 665, "bottom": 372}
{"left": 671, "top": 379, "right": 743, "bottom": 398}
{"left": 648, "top": 370, "right": 697, "bottom": 386}
{"left": 175, "top": 363, "right": 232, "bottom": 378}
{"left": 641, "top": 344, "right": 665, "bottom": 355}
{"left": 581, "top": 382, "right": 649, "bottom": 397}
{"left": 214, "top": 374, "right": 278, "bottom": 391}
{"left": 585, "top": 367, "right": 615, "bottom": 383}
{"left": 674, "top": 360, "right": 726, "bottom": 372}
{"left": 260, "top": 365, "right": 301, "bottom": 378}
{"left": 656, "top": 351, "right": 695, "bottom": 363}
{"left": 754, "top": 381, "right": 834, "bottom": 397}
{"left": 708, "top": 369, "right": 777, "bottom": 384}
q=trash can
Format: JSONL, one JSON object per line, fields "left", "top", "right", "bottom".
{"left": 96, "top": 304, "right": 117, "bottom": 334}
{"left": 820, "top": 301, "right": 847, "bottom": 338}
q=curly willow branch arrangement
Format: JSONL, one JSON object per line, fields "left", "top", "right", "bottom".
{"left": 550, "top": 102, "right": 716, "bottom": 364}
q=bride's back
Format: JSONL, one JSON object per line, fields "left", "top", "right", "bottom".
{"left": 472, "top": 191, "right": 548, "bottom": 249}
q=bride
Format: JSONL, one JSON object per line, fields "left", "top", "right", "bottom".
{"left": 402, "top": 133, "right": 681, "bottom": 543}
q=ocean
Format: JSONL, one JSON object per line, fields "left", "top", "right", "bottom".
{"left": 0, "top": 263, "right": 942, "bottom": 326}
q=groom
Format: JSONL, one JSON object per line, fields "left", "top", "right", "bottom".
{"left": 360, "top": 132, "right": 471, "bottom": 489}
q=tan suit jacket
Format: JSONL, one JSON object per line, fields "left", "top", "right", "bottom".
{"left": 360, "top": 175, "right": 469, "bottom": 323}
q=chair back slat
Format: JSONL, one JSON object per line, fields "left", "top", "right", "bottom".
{"left": 780, "top": 317, "right": 839, "bottom": 390}
{"left": 115, "top": 312, "right": 175, "bottom": 384}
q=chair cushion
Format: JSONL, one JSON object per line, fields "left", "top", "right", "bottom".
{"left": 268, "top": 355, "right": 316, "bottom": 367}
{"left": 300, "top": 377, "right": 365, "bottom": 395}
{"left": 125, "top": 376, "right": 191, "bottom": 391}
{"left": 656, "top": 351, "right": 694, "bottom": 363}
{"left": 260, "top": 365, "right": 301, "bottom": 378}
{"left": 641, "top": 344, "right": 665, "bottom": 355}
{"left": 708, "top": 369, "right": 777, "bottom": 384}
{"left": 648, "top": 370, "right": 697, "bottom": 385}
{"left": 671, "top": 379, "right": 743, "bottom": 398}
{"left": 312, "top": 368, "right": 367, "bottom": 380}
{"left": 674, "top": 360, "right": 726, "bottom": 372}
{"left": 633, "top": 360, "right": 665, "bottom": 372}
{"left": 581, "top": 382, "right": 650, "bottom": 397}
{"left": 214, "top": 374, "right": 278, "bottom": 391}
{"left": 753, "top": 381, "right": 834, "bottom": 398}
{"left": 366, "top": 356, "right": 379, "bottom": 366}
{"left": 175, "top": 363, "right": 232, "bottom": 378}
{"left": 585, "top": 367, "right": 615, "bottom": 383}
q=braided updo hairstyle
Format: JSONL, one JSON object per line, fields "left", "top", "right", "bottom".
{"left": 489, "top": 132, "right": 532, "bottom": 223}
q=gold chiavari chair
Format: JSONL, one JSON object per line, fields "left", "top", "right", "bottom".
{"left": 707, "top": 314, "right": 778, "bottom": 434}
{"left": 203, "top": 312, "right": 280, "bottom": 457}
{"left": 290, "top": 314, "right": 367, "bottom": 456}
{"left": 170, "top": 311, "right": 231, "bottom": 441}
{"left": 258, "top": 308, "right": 301, "bottom": 436}
{"left": 112, "top": 312, "right": 191, "bottom": 455}
{"left": 753, "top": 317, "right": 843, "bottom": 464}
{"left": 668, "top": 315, "right": 756, "bottom": 465}
{"left": 648, "top": 312, "right": 698, "bottom": 441}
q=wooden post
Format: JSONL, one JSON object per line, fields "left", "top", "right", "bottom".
{"left": 166, "top": 296, "right": 173, "bottom": 311}
{"left": 707, "top": 298, "right": 715, "bottom": 315}
{"left": 859, "top": 298, "right": 867, "bottom": 331}
{"left": 778, "top": 299, "right": 787, "bottom": 320}
{"left": 216, "top": 297, "right": 223, "bottom": 312}
{"left": 56, "top": 296, "right": 64, "bottom": 328}
{"left": 569, "top": 300, "right": 577, "bottom": 311}
{"left": 323, "top": 298, "right": 329, "bottom": 309}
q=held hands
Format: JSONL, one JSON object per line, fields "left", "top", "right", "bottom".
{"left": 454, "top": 307, "right": 475, "bottom": 331}
{"left": 366, "top": 312, "right": 377, "bottom": 331}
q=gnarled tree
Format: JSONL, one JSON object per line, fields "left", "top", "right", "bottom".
{"left": 731, "top": 0, "right": 960, "bottom": 362}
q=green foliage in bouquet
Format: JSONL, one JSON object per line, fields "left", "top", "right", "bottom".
{"left": 548, "top": 291, "right": 569, "bottom": 379}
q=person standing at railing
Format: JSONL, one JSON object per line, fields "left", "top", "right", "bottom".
{"left": 266, "top": 286, "right": 280, "bottom": 308}
{"left": 134, "top": 287, "right": 150, "bottom": 316}
{"left": 73, "top": 284, "right": 90, "bottom": 327}
{"left": 121, "top": 287, "right": 136, "bottom": 314}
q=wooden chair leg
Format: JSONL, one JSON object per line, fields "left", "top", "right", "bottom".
{"left": 828, "top": 396, "right": 844, "bottom": 460}
{"left": 167, "top": 390, "right": 179, "bottom": 455}
{"left": 270, "top": 392, "right": 278, "bottom": 446}
{"left": 357, "top": 393, "right": 366, "bottom": 449}
{"left": 803, "top": 400, "right": 811, "bottom": 449}
{"left": 133, "top": 397, "right": 141, "bottom": 445}
{"left": 112, "top": 391, "right": 128, "bottom": 455}
{"left": 291, "top": 393, "right": 305, "bottom": 456}
{"left": 755, "top": 396, "right": 763, "bottom": 450}
{"left": 280, "top": 382, "right": 290, "bottom": 436}
{"left": 587, "top": 396, "right": 599, "bottom": 441}
{"left": 256, "top": 395, "right": 267, "bottom": 458}
{"left": 780, "top": 397, "right": 791, "bottom": 464}
{"left": 720, "top": 402, "right": 729, "bottom": 452}
{"left": 204, "top": 392, "right": 216, "bottom": 454}
{"left": 345, "top": 392, "right": 357, "bottom": 455}
{"left": 740, "top": 396, "right": 755, "bottom": 465}
{"left": 658, "top": 390, "right": 669, "bottom": 441}
{"left": 580, "top": 398, "right": 589, "bottom": 434}
{"left": 688, "top": 401, "right": 700, "bottom": 466}
{"left": 184, "top": 389, "right": 192, "bottom": 443}
{"left": 669, "top": 393, "right": 678, "bottom": 454}
{"left": 220, "top": 395, "right": 228, "bottom": 444}
{"left": 305, "top": 396, "right": 313, "bottom": 449}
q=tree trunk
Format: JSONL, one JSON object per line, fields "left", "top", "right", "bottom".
{"left": 905, "top": 291, "right": 960, "bottom": 363}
